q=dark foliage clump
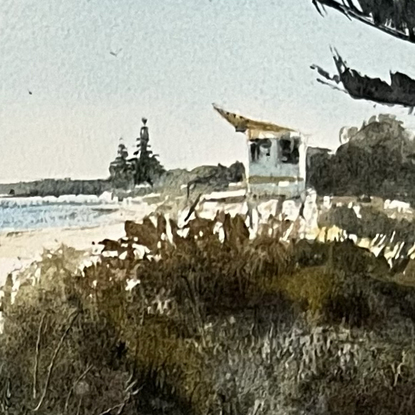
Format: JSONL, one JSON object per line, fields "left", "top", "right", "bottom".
{"left": 109, "top": 120, "right": 165, "bottom": 191}
{"left": 312, "top": 0, "right": 415, "bottom": 45}
{"left": 308, "top": 115, "right": 415, "bottom": 204}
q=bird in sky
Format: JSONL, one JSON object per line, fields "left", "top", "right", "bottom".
{"left": 110, "top": 48, "right": 122, "bottom": 57}
{"left": 28, "top": 90, "right": 32, "bottom": 95}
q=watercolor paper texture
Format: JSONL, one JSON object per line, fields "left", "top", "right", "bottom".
{"left": 3, "top": 1, "right": 415, "bottom": 414}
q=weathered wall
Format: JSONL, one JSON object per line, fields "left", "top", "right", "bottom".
{"left": 246, "top": 133, "right": 307, "bottom": 198}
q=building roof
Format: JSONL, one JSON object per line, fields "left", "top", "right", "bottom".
{"left": 213, "top": 104, "right": 296, "bottom": 139}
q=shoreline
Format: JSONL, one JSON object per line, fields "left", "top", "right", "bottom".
{"left": 2, "top": 191, "right": 412, "bottom": 287}
{"left": 0, "top": 222, "right": 127, "bottom": 284}
{"left": 0, "top": 200, "right": 160, "bottom": 284}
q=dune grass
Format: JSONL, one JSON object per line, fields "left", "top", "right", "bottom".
{"left": 2, "top": 214, "right": 415, "bottom": 414}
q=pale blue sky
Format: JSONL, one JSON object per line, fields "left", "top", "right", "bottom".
{"left": 1, "top": 0, "right": 415, "bottom": 182}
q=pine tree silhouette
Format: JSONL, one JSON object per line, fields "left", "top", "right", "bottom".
{"left": 132, "top": 118, "right": 165, "bottom": 186}
{"left": 109, "top": 138, "right": 135, "bottom": 190}
{"left": 109, "top": 119, "right": 165, "bottom": 190}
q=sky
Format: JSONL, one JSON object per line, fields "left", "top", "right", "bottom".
{"left": 2, "top": 0, "right": 415, "bottom": 182}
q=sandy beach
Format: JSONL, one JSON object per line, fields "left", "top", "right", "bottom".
{"left": 0, "top": 223, "right": 124, "bottom": 282}
{"left": 0, "top": 200, "right": 160, "bottom": 284}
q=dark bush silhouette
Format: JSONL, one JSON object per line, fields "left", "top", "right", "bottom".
{"left": 308, "top": 115, "right": 415, "bottom": 203}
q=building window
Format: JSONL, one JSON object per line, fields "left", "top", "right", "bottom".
{"left": 279, "top": 138, "right": 300, "bottom": 164}
{"left": 250, "top": 139, "right": 271, "bottom": 162}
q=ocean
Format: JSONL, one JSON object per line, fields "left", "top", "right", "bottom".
{"left": 0, "top": 194, "right": 120, "bottom": 232}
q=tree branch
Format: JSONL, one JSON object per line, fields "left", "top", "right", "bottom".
{"left": 64, "top": 363, "right": 93, "bottom": 414}
{"left": 98, "top": 402, "right": 126, "bottom": 415}
{"left": 313, "top": 0, "right": 415, "bottom": 45}
{"left": 33, "top": 310, "right": 79, "bottom": 412}
{"left": 33, "top": 313, "right": 46, "bottom": 400}
{"left": 76, "top": 396, "right": 83, "bottom": 415}
{"left": 311, "top": 50, "right": 415, "bottom": 108}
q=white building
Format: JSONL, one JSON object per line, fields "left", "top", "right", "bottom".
{"left": 213, "top": 104, "right": 307, "bottom": 200}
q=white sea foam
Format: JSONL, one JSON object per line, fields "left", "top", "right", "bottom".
{"left": 0, "top": 193, "right": 121, "bottom": 208}
{"left": 0, "top": 193, "right": 127, "bottom": 233}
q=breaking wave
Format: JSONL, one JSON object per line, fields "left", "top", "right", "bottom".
{"left": 0, "top": 192, "right": 120, "bottom": 231}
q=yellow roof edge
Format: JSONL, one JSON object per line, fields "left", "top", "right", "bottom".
{"left": 212, "top": 103, "right": 297, "bottom": 135}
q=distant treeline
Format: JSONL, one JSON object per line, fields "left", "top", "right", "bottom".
{"left": 0, "top": 179, "right": 112, "bottom": 198}
{"left": 0, "top": 162, "right": 245, "bottom": 199}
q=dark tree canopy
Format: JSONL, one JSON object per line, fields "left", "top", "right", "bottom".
{"left": 307, "top": 114, "right": 415, "bottom": 200}
{"left": 311, "top": 1, "right": 415, "bottom": 108}
{"left": 109, "top": 120, "right": 165, "bottom": 190}
{"left": 312, "top": 0, "right": 415, "bottom": 44}
{"left": 311, "top": 51, "right": 415, "bottom": 109}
